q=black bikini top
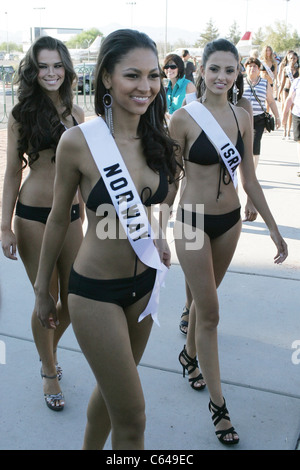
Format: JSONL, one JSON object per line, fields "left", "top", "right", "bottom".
{"left": 187, "top": 106, "right": 244, "bottom": 166}
{"left": 285, "top": 68, "right": 299, "bottom": 79}
{"left": 185, "top": 106, "right": 244, "bottom": 200}
{"left": 86, "top": 167, "right": 169, "bottom": 212}
{"left": 38, "top": 116, "right": 78, "bottom": 152}
{"left": 261, "top": 64, "right": 275, "bottom": 73}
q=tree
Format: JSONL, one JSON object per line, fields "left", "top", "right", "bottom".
{"left": 252, "top": 28, "right": 266, "bottom": 49}
{"left": 173, "top": 38, "right": 191, "bottom": 49}
{"left": 264, "top": 21, "right": 300, "bottom": 54}
{"left": 66, "top": 28, "right": 103, "bottom": 49}
{"left": 0, "top": 42, "right": 22, "bottom": 52}
{"left": 290, "top": 30, "right": 300, "bottom": 50}
{"left": 226, "top": 21, "right": 241, "bottom": 45}
{"left": 195, "top": 19, "right": 219, "bottom": 47}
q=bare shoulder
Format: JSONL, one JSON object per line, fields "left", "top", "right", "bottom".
{"left": 170, "top": 106, "right": 192, "bottom": 129}
{"left": 186, "top": 81, "right": 196, "bottom": 93}
{"left": 7, "top": 111, "right": 19, "bottom": 136}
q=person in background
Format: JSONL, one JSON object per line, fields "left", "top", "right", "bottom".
{"left": 282, "top": 76, "right": 300, "bottom": 176}
{"left": 260, "top": 45, "right": 278, "bottom": 111}
{"left": 182, "top": 49, "right": 196, "bottom": 83}
{"left": 243, "top": 57, "right": 280, "bottom": 219}
{"left": 244, "top": 57, "right": 281, "bottom": 169}
{"left": 163, "top": 53, "right": 196, "bottom": 118}
{"left": 0, "top": 36, "right": 85, "bottom": 411}
{"left": 278, "top": 51, "right": 299, "bottom": 139}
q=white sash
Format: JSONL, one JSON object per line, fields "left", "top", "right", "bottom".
{"left": 261, "top": 61, "right": 274, "bottom": 81}
{"left": 185, "top": 92, "right": 197, "bottom": 104}
{"left": 183, "top": 101, "right": 241, "bottom": 187}
{"left": 79, "top": 117, "right": 168, "bottom": 325}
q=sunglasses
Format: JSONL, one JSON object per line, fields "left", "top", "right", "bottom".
{"left": 164, "top": 64, "right": 177, "bottom": 70}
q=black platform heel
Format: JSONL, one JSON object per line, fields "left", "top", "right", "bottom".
{"left": 178, "top": 345, "right": 206, "bottom": 391}
{"left": 208, "top": 398, "right": 239, "bottom": 446}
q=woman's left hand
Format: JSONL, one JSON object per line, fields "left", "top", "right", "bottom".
{"left": 243, "top": 200, "right": 258, "bottom": 222}
{"left": 270, "top": 230, "right": 288, "bottom": 264}
{"left": 275, "top": 117, "right": 281, "bottom": 129}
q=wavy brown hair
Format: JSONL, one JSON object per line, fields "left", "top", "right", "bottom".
{"left": 12, "top": 36, "right": 76, "bottom": 168}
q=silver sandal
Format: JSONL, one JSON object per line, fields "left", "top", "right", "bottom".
{"left": 40, "top": 369, "right": 65, "bottom": 411}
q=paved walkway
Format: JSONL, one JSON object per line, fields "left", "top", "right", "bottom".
{"left": 0, "top": 120, "right": 299, "bottom": 450}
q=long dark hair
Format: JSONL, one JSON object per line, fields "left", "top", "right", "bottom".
{"left": 94, "top": 29, "right": 179, "bottom": 182}
{"left": 12, "top": 36, "right": 76, "bottom": 168}
{"left": 196, "top": 38, "right": 239, "bottom": 102}
{"left": 228, "top": 71, "right": 244, "bottom": 103}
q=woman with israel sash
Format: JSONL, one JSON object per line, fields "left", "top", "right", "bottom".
{"left": 169, "top": 38, "right": 288, "bottom": 446}
{"left": 33, "top": 29, "right": 179, "bottom": 450}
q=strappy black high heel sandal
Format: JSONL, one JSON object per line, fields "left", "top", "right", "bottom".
{"left": 208, "top": 398, "right": 239, "bottom": 446}
{"left": 40, "top": 368, "right": 65, "bottom": 411}
{"left": 179, "top": 306, "right": 189, "bottom": 335}
{"left": 39, "top": 349, "right": 63, "bottom": 381}
{"left": 178, "top": 345, "right": 206, "bottom": 391}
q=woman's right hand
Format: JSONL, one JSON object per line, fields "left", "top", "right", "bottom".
{"left": 1, "top": 229, "right": 17, "bottom": 260}
{"left": 34, "top": 291, "right": 58, "bottom": 329}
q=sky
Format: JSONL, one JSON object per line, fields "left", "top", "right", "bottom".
{"left": 0, "top": 0, "right": 299, "bottom": 44}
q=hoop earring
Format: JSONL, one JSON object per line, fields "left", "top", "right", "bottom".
{"left": 232, "top": 80, "right": 239, "bottom": 105}
{"left": 103, "top": 92, "right": 114, "bottom": 137}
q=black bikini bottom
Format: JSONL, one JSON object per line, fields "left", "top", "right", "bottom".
{"left": 179, "top": 206, "right": 241, "bottom": 240}
{"left": 15, "top": 201, "right": 80, "bottom": 224}
{"left": 68, "top": 266, "right": 156, "bottom": 309}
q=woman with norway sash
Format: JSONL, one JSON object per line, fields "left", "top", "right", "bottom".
{"left": 169, "top": 39, "right": 288, "bottom": 446}
{"left": 33, "top": 29, "right": 179, "bottom": 449}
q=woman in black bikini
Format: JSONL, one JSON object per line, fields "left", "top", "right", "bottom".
{"left": 169, "top": 38, "right": 288, "bottom": 446}
{"left": 260, "top": 45, "right": 278, "bottom": 111}
{"left": 1, "top": 36, "right": 84, "bottom": 411}
{"left": 33, "top": 30, "right": 178, "bottom": 449}
{"left": 278, "top": 51, "right": 299, "bottom": 139}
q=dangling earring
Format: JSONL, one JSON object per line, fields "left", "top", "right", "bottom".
{"left": 103, "top": 91, "right": 114, "bottom": 137}
{"left": 232, "top": 80, "right": 239, "bottom": 105}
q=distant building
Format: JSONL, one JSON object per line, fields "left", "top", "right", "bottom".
{"left": 21, "top": 27, "right": 84, "bottom": 53}
{"left": 30, "top": 27, "right": 83, "bottom": 43}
